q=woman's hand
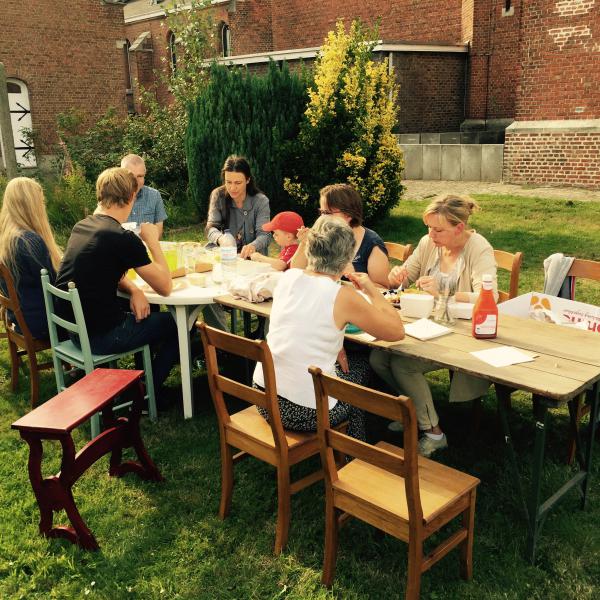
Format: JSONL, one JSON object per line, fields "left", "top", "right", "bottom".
{"left": 388, "top": 266, "right": 409, "bottom": 288}
{"left": 415, "top": 275, "right": 439, "bottom": 297}
{"left": 346, "top": 272, "right": 377, "bottom": 297}
{"left": 296, "top": 226, "right": 310, "bottom": 243}
{"left": 249, "top": 252, "right": 263, "bottom": 262}
{"left": 240, "top": 244, "right": 256, "bottom": 259}
{"left": 130, "top": 287, "right": 150, "bottom": 322}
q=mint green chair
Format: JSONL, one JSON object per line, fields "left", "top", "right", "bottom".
{"left": 40, "top": 269, "right": 156, "bottom": 437}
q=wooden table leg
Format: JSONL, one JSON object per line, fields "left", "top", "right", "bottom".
{"left": 496, "top": 384, "right": 529, "bottom": 524}
{"left": 581, "top": 381, "right": 599, "bottom": 509}
{"left": 526, "top": 396, "right": 549, "bottom": 563}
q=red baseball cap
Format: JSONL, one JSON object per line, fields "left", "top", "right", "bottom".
{"left": 262, "top": 211, "right": 304, "bottom": 234}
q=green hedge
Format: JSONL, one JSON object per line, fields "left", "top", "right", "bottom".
{"left": 186, "top": 61, "right": 309, "bottom": 219}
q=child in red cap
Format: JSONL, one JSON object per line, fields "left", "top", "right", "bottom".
{"left": 250, "top": 211, "right": 304, "bottom": 271}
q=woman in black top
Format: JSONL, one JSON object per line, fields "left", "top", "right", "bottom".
{"left": 290, "top": 183, "right": 391, "bottom": 383}
{"left": 0, "top": 177, "right": 62, "bottom": 339}
{"left": 290, "top": 183, "right": 390, "bottom": 286}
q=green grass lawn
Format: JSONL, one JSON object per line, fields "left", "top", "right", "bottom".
{"left": 1, "top": 195, "right": 599, "bottom": 599}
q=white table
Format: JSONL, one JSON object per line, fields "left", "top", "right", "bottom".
{"left": 130, "top": 259, "right": 272, "bottom": 418}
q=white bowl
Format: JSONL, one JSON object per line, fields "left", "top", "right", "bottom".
{"left": 400, "top": 293, "right": 434, "bottom": 319}
{"left": 448, "top": 302, "right": 474, "bottom": 320}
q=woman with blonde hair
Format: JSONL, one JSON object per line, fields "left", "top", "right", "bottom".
{"left": 0, "top": 177, "right": 62, "bottom": 340}
{"left": 370, "top": 194, "right": 497, "bottom": 457}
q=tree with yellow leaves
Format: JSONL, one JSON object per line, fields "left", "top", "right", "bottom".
{"left": 284, "top": 20, "right": 404, "bottom": 223}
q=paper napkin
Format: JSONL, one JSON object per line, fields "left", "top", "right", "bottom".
{"left": 470, "top": 346, "right": 538, "bottom": 368}
{"left": 404, "top": 318, "right": 452, "bottom": 341}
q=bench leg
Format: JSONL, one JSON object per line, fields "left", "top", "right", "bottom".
{"left": 22, "top": 433, "right": 99, "bottom": 550}
{"left": 107, "top": 382, "right": 164, "bottom": 482}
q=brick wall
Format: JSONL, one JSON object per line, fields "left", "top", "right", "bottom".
{"left": 126, "top": 18, "right": 173, "bottom": 109}
{"left": 270, "top": 1, "right": 465, "bottom": 50}
{"left": 393, "top": 52, "right": 467, "bottom": 132}
{"left": 516, "top": 0, "right": 600, "bottom": 120}
{"left": 504, "top": 130, "right": 600, "bottom": 188}
{"left": 467, "top": 0, "right": 522, "bottom": 121}
{"left": 229, "top": 0, "right": 273, "bottom": 55}
{"left": 0, "top": 0, "right": 127, "bottom": 152}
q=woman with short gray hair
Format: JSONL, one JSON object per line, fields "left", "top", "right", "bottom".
{"left": 305, "top": 216, "right": 355, "bottom": 276}
{"left": 253, "top": 216, "right": 405, "bottom": 439}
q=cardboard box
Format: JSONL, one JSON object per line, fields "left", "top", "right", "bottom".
{"left": 498, "top": 292, "right": 600, "bottom": 333}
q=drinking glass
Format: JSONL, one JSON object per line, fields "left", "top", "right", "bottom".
{"left": 432, "top": 274, "right": 456, "bottom": 326}
{"left": 181, "top": 243, "right": 199, "bottom": 273}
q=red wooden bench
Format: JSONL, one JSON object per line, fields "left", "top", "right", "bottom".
{"left": 11, "top": 368, "right": 164, "bottom": 550}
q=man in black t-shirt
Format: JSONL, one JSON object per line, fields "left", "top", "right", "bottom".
{"left": 56, "top": 167, "right": 178, "bottom": 398}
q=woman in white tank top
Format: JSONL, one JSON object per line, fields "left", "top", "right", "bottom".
{"left": 253, "top": 216, "right": 405, "bottom": 439}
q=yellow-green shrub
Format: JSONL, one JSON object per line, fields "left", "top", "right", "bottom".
{"left": 284, "top": 20, "right": 404, "bottom": 224}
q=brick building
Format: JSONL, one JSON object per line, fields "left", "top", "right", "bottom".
{"left": 2, "top": 1, "right": 598, "bottom": 188}
{"left": 123, "top": 0, "right": 599, "bottom": 189}
{"left": 467, "top": 0, "right": 600, "bottom": 187}
{"left": 0, "top": 1, "right": 131, "bottom": 168}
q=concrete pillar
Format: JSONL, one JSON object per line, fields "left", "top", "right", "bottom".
{"left": 440, "top": 145, "right": 461, "bottom": 180}
{"left": 401, "top": 144, "right": 423, "bottom": 179}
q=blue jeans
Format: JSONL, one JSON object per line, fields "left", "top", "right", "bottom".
{"left": 88, "top": 312, "right": 179, "bottom": 391}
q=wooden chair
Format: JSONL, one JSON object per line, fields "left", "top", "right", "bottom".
{"left": 563, "top": 258, "right": 600, "bottom": 464}
{"left": 309, "top": 367, "right": 479, "bottom": 599}
{"left": 0, "top": 264, "right": 52, "bottom": 407}
{"left": 198, "top": 322, "right": 345, "bottom": 554}
{"left": 41, "top": 269, "right": 156, "bottom": 438}
{"left": 494, "top": 249, "right": 523, "bottom": 303}
{"left": 385, "top": 241, "right": 414, "bottom": 263}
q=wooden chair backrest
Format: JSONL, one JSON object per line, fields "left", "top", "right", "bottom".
{"left": 0, "top": 263, "right": 35, "bottom": 345}
{"left": 309, "top": 366, "right": 423, "bottom": 523}
{"left": 198, "top": 322, "right": 288, "bottom": 452}
{"left": 384, "top": 242, "right": 414, "bottom": 263}
{"left": 494, "top": 249, "right": 523, "bottom": 303}
{"left": 567, "top": 258, "right": 600, "bottom": 288}
{"left": 40, "top": 269, "right": 95, "bottom": 367}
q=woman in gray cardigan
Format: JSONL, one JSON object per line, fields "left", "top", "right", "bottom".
{"left": 203, "top": 156, "right": 271, "bottom": 330}
{"left": 205, "top": 155, "right": 270, "bottom": 258}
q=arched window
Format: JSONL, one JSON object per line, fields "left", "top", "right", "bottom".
{"left": 502, "top": 0, "right": 514, "bottom": 16}
{"left": 221, "top": 23, "right": 231, "bottom": 58}
{"left": 168, "top": 31, "right": 177, "bottom": 73}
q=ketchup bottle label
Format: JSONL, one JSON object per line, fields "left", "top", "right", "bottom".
{"left": 474, "top": 313, "right": 497, "bottom": 336}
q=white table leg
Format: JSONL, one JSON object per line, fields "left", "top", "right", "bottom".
{"left": 171, "top": 304, "right": 205, "bottom": 420}
{"left": 174, "top": 305, "right": 194, "bottom": 419}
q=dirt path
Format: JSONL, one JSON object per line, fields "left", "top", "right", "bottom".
{"left": 403, "top": 180, "right": 600, "bottom": 202}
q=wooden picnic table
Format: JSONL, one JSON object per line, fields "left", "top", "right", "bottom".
{"left": 214, "top": 294, "right": 600, "bottom": 563}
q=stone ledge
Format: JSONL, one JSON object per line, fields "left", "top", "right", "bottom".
{"left": 506, "top": 119, "right": 600, "bottom": 134}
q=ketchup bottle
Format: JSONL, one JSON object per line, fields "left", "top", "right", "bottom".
{"left": 472, "top": 274, "right": 498, "bottom": 339}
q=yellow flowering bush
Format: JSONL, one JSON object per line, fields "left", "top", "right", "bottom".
{"left": 284, "top": 20, "right": 404, "bottom": 223}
